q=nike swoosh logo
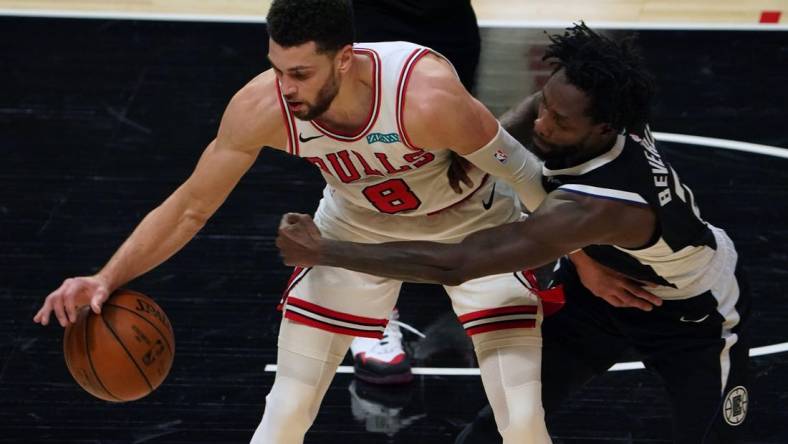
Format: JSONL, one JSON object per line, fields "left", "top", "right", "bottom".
{"left": 680, "top": 314, "right": 709, "bottom": 323}
{"left": 298, "top": 133, "right": 324, "bottom": 143}
{"left": 482, "top": 183, "right": 496, "bottom": 210}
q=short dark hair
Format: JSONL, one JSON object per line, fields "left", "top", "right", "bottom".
{"left": 267, "top": 0, "right": 355, "bottom": 54}
{"left": 543, "top": 23, "right": 655, "bottom": 133}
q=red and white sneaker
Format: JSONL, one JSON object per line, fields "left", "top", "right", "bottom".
{"left": 350, "top": 310, "right": 424, "bottom": 385}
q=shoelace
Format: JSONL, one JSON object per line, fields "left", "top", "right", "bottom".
{"left": 388, "top": 320, "right": 426, "bottom": 339}
{"left": 370, "top": 319, "right": 427, "bottom": 355}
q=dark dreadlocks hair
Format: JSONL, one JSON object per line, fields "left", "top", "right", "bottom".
{"left": 267, "top": 0, "right": 355, "bottom": 54}
{"left": 543, "top": 22, "right": 655, "bottom": 133}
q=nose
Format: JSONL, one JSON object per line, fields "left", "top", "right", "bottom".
{"left": 280, "top": 78, "right": 298, "bottom": 98}
{"left": 534, "top": 114, "right": 551, "bottom": 139}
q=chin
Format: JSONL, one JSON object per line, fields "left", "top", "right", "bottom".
{"left": 528, "top": 143, "right": 553, "bottom": 161}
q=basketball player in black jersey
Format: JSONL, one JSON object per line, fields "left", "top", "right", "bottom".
{"left": 277, "top": 24, "right": 751, "bottom": 443}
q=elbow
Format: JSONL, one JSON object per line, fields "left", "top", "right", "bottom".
{"left": 180, "top": 207, "right": 210, "bottom": 232}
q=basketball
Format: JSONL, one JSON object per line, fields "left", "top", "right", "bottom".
{"left": 63, "top": 289, "right": 175, "bottom": 402}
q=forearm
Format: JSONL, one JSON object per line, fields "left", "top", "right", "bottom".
{"left": 321, "top": 239, "right": 466, "bottom": 285}
{"left": 318, "top": 221, "right": 562, "bottom": 285}
{"left": 96, "top": 190, "right": 208, "bottom": 290}
{"left": 462, "top": 125, "right": 546, "bottom": 211}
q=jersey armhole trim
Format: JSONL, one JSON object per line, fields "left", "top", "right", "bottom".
{"left": 396, "top": 48, "right": 431, "bottom": 151}
{"left": 275, "top": 80, "right": 300, "bottom": 156}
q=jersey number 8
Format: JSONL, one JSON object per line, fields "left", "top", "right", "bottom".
{"left": 363, "top": 179, "right": 422, "bottom": 214}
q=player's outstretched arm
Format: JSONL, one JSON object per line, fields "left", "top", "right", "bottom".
{"left": 278, "top": 191, "right": 656, "bottom": 285}
{"left": 35, "top": 74, "right": 285, "bottom": 327}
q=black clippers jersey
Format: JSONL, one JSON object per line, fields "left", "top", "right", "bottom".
{"left": 542, "top": 127, "right": 736, "bottom": 300}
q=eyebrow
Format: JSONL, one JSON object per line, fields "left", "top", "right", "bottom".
{"left": 267, "top": 57, "right": 312, "bottom": 73}
{"left": 542, "top": 94, "right": 568, "bottom": 121}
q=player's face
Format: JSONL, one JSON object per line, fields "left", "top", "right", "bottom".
{"left": 268, "top": 40, "right": 344, "bottom": 120}
{"left": 531, "top": 69, "right": 610, "bottom": 161}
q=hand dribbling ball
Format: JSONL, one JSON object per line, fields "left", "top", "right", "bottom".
{"left": 63, "top": 289, "right": 175, "bottom": 402}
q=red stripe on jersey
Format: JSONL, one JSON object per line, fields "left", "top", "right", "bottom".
{"left": 458, "top": 305, "right": 538, "bottom": 324}
{"left": 519, "top": 269, "right": 539, "bottom": 289}
{"left": 285, "top": 296, "right": 388, "bottom": 327}
{"left": 465, "top": 319, "right": 536, "bottom": 336}
{"left": 284, "top": 311, "right": 384, "bottom": 339}
{"left": 278, "top": 266, "right": 306, "bottom": 310}
{"left": 310, "top": 48, "right": 381, "bottom": 141}
{"left": 396, "top": 48, "right": 431, "bottom": 151}
{"left": 275, "top": 80, "right": 299, "bottom": 156}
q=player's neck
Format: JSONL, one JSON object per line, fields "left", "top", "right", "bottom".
{"left": 316, "top": 53, "right": 374, "bottom": 133}
{"left": 566, "top": 133, "right": 618, "bottom": 166}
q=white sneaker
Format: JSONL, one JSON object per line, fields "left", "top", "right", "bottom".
{"left": 350, "top": 309, "right": 424, "bottom": 384}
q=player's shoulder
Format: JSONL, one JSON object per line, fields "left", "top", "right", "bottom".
{"left": 404, "top": 53, "right": 468, "bottom": 121}
{"left": 219, "top": 70, "right": 287, "bottom": 152}
{"left": 228, "top": 70, "right": 282, "bottom": 125}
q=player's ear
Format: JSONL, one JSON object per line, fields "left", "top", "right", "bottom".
{"left": 335, "top": 44, "right": 354, "bottom": 73}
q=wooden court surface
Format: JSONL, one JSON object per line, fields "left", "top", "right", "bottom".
{"left": 0, "top": 0, "right": 785, "bottom": 24}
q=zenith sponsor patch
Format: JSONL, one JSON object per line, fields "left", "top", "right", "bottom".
{"left": 367, "top": 132, "right": 400, "bottom": 144}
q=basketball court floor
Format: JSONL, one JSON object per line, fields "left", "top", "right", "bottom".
{"left": 1, "top": 1, "right": 786, "bottom": 443}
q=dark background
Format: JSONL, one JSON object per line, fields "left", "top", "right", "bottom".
{"left": 1, "top": 18, "right": 786, "bottom": 443}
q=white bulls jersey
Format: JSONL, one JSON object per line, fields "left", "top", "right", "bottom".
{"left": 276, "top": 42, "right": 489, "bottom": 220}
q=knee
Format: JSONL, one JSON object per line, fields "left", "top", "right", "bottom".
{"left": 251, "top": 379, "right": 316, "bottom": 443}
{"left": 498, "top": 382, "right": 550, "bottom": 444}
{"left": 265, "top": 384, "right": 314, "bottom": 427}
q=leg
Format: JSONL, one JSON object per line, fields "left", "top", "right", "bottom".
{"left": 541, "top": 258, "right": 630, "bottom": 413}
{"left": 640, "top": 262, "right": 751, "bottom": 443}
{"left": 251, "top": 318, "right": 354, "bottom": 444}
{"left": 647, "top": 336, "right": 749, "bottom": 444}
{"left": 260, "top": 262, "right": 401, "bottom": 443}
{"left": 472, "top": 329, "right": 551, "bottom": 444}
{"left": 454, "top": 259, "right": 629, "bottom": 444}
{"left": 446, "top": 270, "right": 552, "bottom": 444}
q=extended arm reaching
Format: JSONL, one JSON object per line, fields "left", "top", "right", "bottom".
{"left": 35, "top": 75, "right": 284, "bottom": 327}
{"left": 277, "top": 190, "right": 656, "bottom": 286}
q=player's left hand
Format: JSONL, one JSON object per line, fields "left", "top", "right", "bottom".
{"left": 277, "top": 212, "right": 324, "bottom": 267}
{"left": 447, "top": 152, "right": 474, "bottom": 193}
{"left": 570, "top": 250, "right": 662, "bottom": 311}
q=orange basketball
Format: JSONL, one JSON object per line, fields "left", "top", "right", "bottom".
{"left": 63, "top": 289, "right": 175, "bottom": 402}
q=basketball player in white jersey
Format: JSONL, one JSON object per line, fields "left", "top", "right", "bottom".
{"left": 278, "top": 24, "right": 752, "bottom": 444}
{"left": 30, "top": 0, "right": 588, "bottom": 442}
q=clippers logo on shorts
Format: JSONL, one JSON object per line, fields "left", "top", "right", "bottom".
{"left": 723, "top": 386, "right": 748, "bottom": 426}
{"left": 494, "top": 149, "right": 508, "bottom": 164}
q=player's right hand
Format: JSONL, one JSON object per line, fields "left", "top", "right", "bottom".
{"left": 34, "top": 275, "right": 111, "bottom": 327}
{"left": 447, "top": 152, "right": 474, "bottom": 194}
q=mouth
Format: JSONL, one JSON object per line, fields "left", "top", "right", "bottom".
{"left": 287, "top": 101, "right": 304, "bottom": 111}
{"left": 532, "top": 135, "right": 550, "bottom": 152}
